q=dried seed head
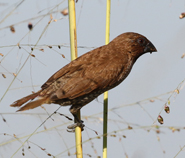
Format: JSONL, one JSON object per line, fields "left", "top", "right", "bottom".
{"left": 40, "top": 49, "right": 44, "bottom": 52}
{"left": 68, "top": 151, "right": 70, "bottom": 156}
{"left": 94, "top": 131, "right": 98, "bottom": 135}
{"left": 181, "top": 53, "right": 185, "bottom": 58}
{"left": 2, "top": 74, "right": 6, "bottom": 78}
{"left": 17, "top": 43, "right": 21, "bottom": 49}
{"left": 97, "top": 136, "right": 101, "bottom": 139}
{"left": 128, "top": 126, "right": 133, "bottom": 129}
{"left": 122, "top": 135, "right": 126, "bottom": 138}
{"left": 157, "top": 115, "right": 164, "bottom": 124}
{"left": 28, "top": 22, "right": 33, "bottom": 30}
{"left": 87, "top": 154, "right": 92, "bottom": 157}
{"left": 179, "top": 12, "right": 185, "bottom": 19}
{"left": 164, "top": 105, "right": 170, "bottom": 114}
{"left": 47, "top": 153, "right": 51, "bottom": 156}
{"left": 50, "top": 14, "right": 53, "bottom": 20}
{"left": 48, "top": 46, "right": 52, "bottom": 49}
{"left": 58, "top": 45, "right": 61, "bottom": 49}
{"left": 61, "top": 54, "right": 65, "bottom": 58}
{"left": 172, "top": 128, "right": 176, "bottom": 133}
{"left": 61, "top": 8, "right": 68, "bottom": 16}
{"left": 175, "top": 89, "right": 179, "bottom": 94}
{"left": 167, "top": 100, "right": 170, "bottom": 105}
{"left": 31, "top": 54, "right": 35, "bottom": 57}
{"left": 13, "top": 73, "right": 17, "bottom": 77}
{"left": 150, "top": 99, "right": 155, "bottom": 102}
{"left": 10, "top": 25, "right": 15, "bottom": 33}
{"left": 0, "top": 53, "right": 4, "bottom": 57}
{"left": 170, "top": 127, "right": 180, "bottom": 132}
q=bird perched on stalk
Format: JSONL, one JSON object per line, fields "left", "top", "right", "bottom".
{"left": 10, "top": 32, "right": 157, "bottom": 131}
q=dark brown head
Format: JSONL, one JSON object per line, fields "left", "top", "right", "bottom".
{"left": 111, "top": 32, "right": 157, "bottom": 59}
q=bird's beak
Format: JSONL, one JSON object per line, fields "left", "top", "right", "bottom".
{"left": 144, "top": 42, "right": 157, "bottom": 54}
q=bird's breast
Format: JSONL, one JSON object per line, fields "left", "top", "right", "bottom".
{"left": 118, "top": 59, "right": 134, "bottom": 83}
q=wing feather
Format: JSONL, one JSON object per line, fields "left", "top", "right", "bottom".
{"left": 42, "top": 44, "right": 128, "bottom": 100}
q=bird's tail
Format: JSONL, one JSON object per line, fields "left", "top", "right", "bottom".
{"left": 10, "top": 90, "right": 49, "bottom": 111}
{"left": 16, "top": 97, "right": 48, "bottom": 111}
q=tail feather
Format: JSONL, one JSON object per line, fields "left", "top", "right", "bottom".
{"left": 17, "top": 98, "right": 48, "bottom": 111}
{"left": 10, "top": 90, "right": 41, "bottom": 107}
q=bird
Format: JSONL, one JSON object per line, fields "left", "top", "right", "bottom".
{"left": 10, "top": 32, "right": 157, "bottom": 131}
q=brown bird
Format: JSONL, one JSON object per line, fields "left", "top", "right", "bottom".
{"left": 10, "top": 32, "right": 157, "bottom": 130}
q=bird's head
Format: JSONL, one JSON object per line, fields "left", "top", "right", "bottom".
{"left": 112, "top": 32, "right": 157, "bottom": 59}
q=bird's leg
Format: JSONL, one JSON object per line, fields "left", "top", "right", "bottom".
{"left": 67, "top": 105, "right": 85, "bottom": 132}
{"left": 73, "top": 113, "right": 84, "bottom": 124}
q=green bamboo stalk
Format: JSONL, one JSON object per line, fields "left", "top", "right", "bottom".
{"left": 68, "top": 0, "right": 83, "bottom": 158}
{"left": 103, "top": 0, "right": 111, "bottom": 158}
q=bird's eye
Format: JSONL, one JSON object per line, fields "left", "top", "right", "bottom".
{"left": 137, "top": 38, "right": 146, "bottom": 46}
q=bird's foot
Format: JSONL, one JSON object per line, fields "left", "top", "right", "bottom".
{"left": 67, "top": 120, "right": 85, "bottom": 133}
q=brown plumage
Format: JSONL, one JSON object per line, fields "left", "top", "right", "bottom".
{"left": 10, "top": 32, "right": 157, "bottom": 127}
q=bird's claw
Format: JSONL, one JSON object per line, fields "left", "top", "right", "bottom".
{"left": 67, "top": 121, "right": 85, "bottom": 133}
{"left": 67, "top": 128, "right": 75, "bottom": 133}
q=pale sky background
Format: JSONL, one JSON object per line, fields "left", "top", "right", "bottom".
{"left": 1, "top": 0, "right": 185, "bottom": 158}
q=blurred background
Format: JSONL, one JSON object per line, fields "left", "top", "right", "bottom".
{"left": 0, "top": 0, "right": 185, "bottom": 157}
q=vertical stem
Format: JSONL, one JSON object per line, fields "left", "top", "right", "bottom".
{"left": 103, "top": 1, "right": 111, "bottom": 158}
{"left": 105, "top": 1, "right": 111, "bottom": 45}
{"left": 68, "top": 0, "right": 78, "bottom": 61}
{"left": 68, "top": 1, "right": 83, "bottom": 158}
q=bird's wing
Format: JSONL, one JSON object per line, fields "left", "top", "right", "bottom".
{"left": 54, "top": 60, "right": 125, "bottom": 100}
{"left": 41, "top": 44, "right": 128, "bottom": 100}
{"left": 49, "top": 51, "right": 127, "bottom": 100}
{"left": 41, "top": 47, "right": 102, "bottom": 89}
